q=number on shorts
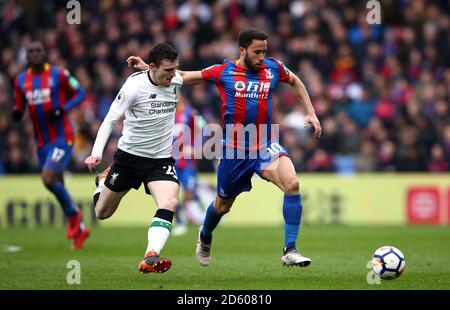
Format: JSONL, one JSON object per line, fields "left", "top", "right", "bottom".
{"left": 165, "top": 165, "right": 178, "bottom": 180}
{"left": 51, "top": 148, "right": 65, "bottom": 162}
{"left": 266, "top": 143, "right": 284, "bottom": 155}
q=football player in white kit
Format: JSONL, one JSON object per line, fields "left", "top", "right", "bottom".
{"left": 84, "top": 44, "right": 182, "bottom": 273}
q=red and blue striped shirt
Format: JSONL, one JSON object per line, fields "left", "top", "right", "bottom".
{"left": 14, "top": 63, "right": 85, "bottom": 147}
{"left": 201, "top": 57, "right": 290, "bottom": 150}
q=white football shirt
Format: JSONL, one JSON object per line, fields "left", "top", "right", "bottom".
{"left": 91, "top": 70, "right": 183, "bottom": 159}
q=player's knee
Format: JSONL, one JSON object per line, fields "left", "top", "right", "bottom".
{"left": 283, "top": 178, "right": 299, "bottom": 195}
{"left": 214, "top": 202, "right": 232, "bottom": 215}
{"left": 42, "top": 173, "right": 56, "bottom": 189}
{"left": 159, "top": 197, "right": 179, "bottom": 212}
{"left": 95, "top": 204, "right": 111, "bottom": 220}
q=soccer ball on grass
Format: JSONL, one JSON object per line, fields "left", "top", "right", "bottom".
{"left": 371, "top": 246, "right": 405, "bottom": 280}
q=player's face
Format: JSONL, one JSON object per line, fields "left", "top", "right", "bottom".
{"left": 243, "top": 39, "right": 267, "bottom": 72}
{"left": 26, "top": 43, "right": 45, "bottom": 67}
{"left": 153, "top": 59, "right": 179, "bottom": 87}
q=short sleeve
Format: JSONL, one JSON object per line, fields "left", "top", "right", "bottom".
{"left": 274, "top": 59, "right": 291, "bottom": 83}
{"left": 59, "top": 68, "right": 82, "bottom": 93}
{"left": 201, "top": 63, "right": 226, "bottom": 83}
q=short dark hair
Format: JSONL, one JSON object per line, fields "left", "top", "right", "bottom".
{"left": 148, "top": 43, "right": 178, "bottom": 67}
{"left": 238, "top": 28, "right": 269, "bottom": 49}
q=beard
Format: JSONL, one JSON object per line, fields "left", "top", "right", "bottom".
{"left": 244, "top": 54, "right": 259, "bottom": 73}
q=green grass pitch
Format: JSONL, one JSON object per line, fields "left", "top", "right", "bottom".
{"left": 1, "top": 225, "right": 449, "bottom": 289}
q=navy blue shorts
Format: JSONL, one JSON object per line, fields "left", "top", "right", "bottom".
{"left": 37, "top": 139, "right": 73, "bottom": 174}
{"left": 216, "top": 142, "right": 289, "bottom": 199}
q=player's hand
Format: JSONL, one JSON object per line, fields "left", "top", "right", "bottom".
{"left": 84, "top": 155, "right": 101, "bottom": 172}
{"left": 304, "top": 113, "right": 322, "bottom": 139}
{"left": 127, "top": 56, "right": 148, "bottom": 71}
{"left": 47, "top": 108, "right": 65, "bottom": 123}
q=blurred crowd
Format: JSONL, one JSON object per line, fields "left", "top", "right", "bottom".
{"left": 0, "top": 0, "right": 449, "bottom": 174}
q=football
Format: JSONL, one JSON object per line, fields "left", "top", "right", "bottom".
{"left": 371, "top": 246, "right": 406, "bottom": 280}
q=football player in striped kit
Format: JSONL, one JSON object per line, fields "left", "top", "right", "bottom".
{"left": 12, "top": 41, "right": 89, "bottom": 249}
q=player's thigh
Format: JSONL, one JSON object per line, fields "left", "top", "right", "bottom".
{"left": 143, "top": 157, "right": 180, "bottom": 211}
{"left": 261, "top": 155, "right": 300, "bottom": 194}
{"left": 146, "top": 180, "right": 180, "bottom": 212}
{"left": 96, "top": 185, "right": 129, "bottom": 214}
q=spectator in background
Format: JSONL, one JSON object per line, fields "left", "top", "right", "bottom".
{"left": 428, "top": 144, "right": 448, "bottom": 172}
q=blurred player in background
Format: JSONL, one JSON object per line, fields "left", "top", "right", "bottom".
{"left": 172, "top": 99, "right": 205, "bottom": 236}
{"left": 85, "top": 43, "right": 182, "bottom": 274}
{"left": 129, "top": 27, "right": 322, "bottom": 268}
{"left": 11, "top": 41, "right": 89, "bottom": 249}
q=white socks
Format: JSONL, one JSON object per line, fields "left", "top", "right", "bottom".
{"left": 146, "top": 217, "right": 172, "bottom": 255}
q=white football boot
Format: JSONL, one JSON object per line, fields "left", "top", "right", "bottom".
{"left": 195, "top": 226, "right": 212, "bottom": 267}
{"left": 281, "top": 247, "right": 311, "bottom": 267}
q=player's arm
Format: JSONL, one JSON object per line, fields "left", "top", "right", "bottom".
{"left": 126, "top": 56, "right": 204, "bottom": 85}
{"left": 127, "top": 55, "right": 149, "bottom": 71}
{"left": 84, "top": 81, "right": 134, "bottom": 172}
{"left": 61, "top": 69, "right": 86, "bottom": 111}
{"left": 177, "top": 70, "right": 203, "bottom": 85}
{"left": 286, "top": 71, "right": 322, "bottom": 138}
{"left": 46, "top": 69, "right": 86, "bottom": 123}
{"left": 11, "top": 77, "right": 26, "bottom": 122}
{"left": 85, "top": 110, "right": 121, "bottom": 172}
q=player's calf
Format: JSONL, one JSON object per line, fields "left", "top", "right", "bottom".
{"left": 93, "top": 167, "right": 110, "bottom": 206}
